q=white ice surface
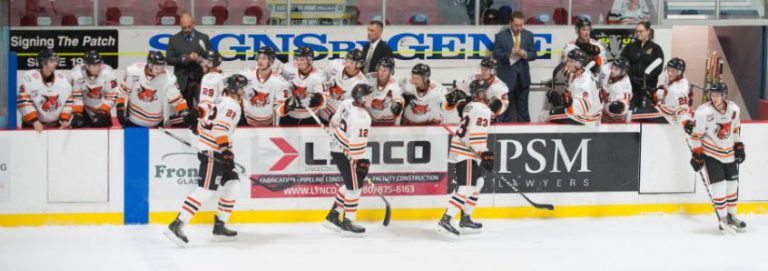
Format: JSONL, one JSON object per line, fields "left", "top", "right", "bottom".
{"left": 1, "top": 215, "right": 766, "bottom": 271}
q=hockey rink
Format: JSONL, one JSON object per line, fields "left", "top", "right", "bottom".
{"left": 0, "top": 214, "right": 765, "bottom": 271}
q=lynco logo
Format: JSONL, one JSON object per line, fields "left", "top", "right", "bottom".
{"left": 497, "top": 138, "right": 591, "bottom": 174}
{"left": 148, "top": 32, "right": 552, "bottom": 61}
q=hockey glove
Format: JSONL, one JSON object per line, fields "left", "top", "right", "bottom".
{"left": 390, "top": 101, "right": 403, "bottom": 116}
{"left": 309, "top": 92, "right": 324, "bottom": 108}
{"left": 402, "top": 92, "right": 417, "bottom": 107}
{"left": 283, "top": 96, "right": 301, "bottom": 113}
{"left": 116, "top": 103, "right": 128, "bottom": 126}
{"left": 489, "top": 97, "right": 502, "bottom": 114}
{"left": 356, "top": 159, "right": 371, "bottom": 177}
{"left": 445, "top": 89, "right": 469, "bottom": 107}
{"left": 220, "top": 149, "right": 236, "bottom": 171}
{"left": 690, "top": 148, "right": 705, "bottom": 172}
{"left": 547, "top": 89, "right": 563, "bottom": 107}
{"left": 683, "top": 120, "right": 695, "bottom": 135}
{"left": 734, "top": 142, "right": 745, "bottom": 164}
{"left": 69, "top": 113, "right": 86, "bottom": 128}
{"left": 608, "top": 101, "right": 625, "bottom": 115}
{"left": 480, "top": 151, "right": 495, "bottom": 171}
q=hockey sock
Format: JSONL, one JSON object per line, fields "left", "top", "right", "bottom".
{"left": 179, "top": 188, "right": 214, "bottom": 223}
{"left": 726, "top": 180, "right": 739, "bottom": 216}
{"left": 447, "top": 186, "right": 471, "bottom": 217}
{"left": 463, "top": 177, "right": 484, "bottom": 216}
{"left": 342, "top": 188, "right": 362, "bottom": 221}
{"left": 217, "top": 181, "right": 240, "bottom": 223}
{"left": 334, "top": 187, "right": 346, "bottom": 213}
{"left": 710, "top": 181, "right": 728, "bottom": 220}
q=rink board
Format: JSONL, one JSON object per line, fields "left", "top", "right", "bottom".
{"left": 1, "top": 123, "right": 768, "bottom": 226}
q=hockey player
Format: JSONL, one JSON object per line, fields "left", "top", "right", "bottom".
{"left": 439, "top": 79, "right": 495, "bottom": 236}
{"left": 453, "top": 57, "right": 509, "bottom": 121}
{"left": 561, "top": 17, "right": 606, "bottom": 73}
{"left": 320, "top": 49, "right": 369, "bottom": 122}
{"left": 165, "top": 74, "right": 246, "bottom": 245}
{"left": 400, "top": 63, "right": 449, "bottom": 125}
{"left": 689, "top": 82, "right": 746, "bottom": 233}
{"left": 277, "top": 46, "right": 327, "bottom": 125}
{"left": 197, "top": 50, "right": 226, "bottom": 106}
{"left": 323, "top": 84, "right": 373, "bottom": 235}
{"left": 69, "top": 50, "right": 118, "bottom": 127}
{"left": 365, "top": 57, "right": 404, "bottom": 125}
{"left": 18, "top": 49, "right": 84, "bottom": 132}
{"left": 548, "top": 49, "right": 602, "bottom": 125}
{"left": 240, "top": 47, "right": 291, "bottom": 126}
{"left": 117, "top": 51, "right": 194, "bottom": 128}
{"left": 598, "top": 57, "right": 633, "bottom": 123}
{"left": 632, "top": 57, "right": 693, "bottom": 126}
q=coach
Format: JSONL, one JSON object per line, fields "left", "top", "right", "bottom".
{"left": 166, "top": 13, "right": 211, "bottom": 108}
{"left": 362, "top": 20, "right": 394, "bottom": 74}
{"left": 493, "top": 11, "right": 537, "bottom": 122}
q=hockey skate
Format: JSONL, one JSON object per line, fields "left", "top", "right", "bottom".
{"left": 212, "top": 215, "right": 238, "bottom": 242}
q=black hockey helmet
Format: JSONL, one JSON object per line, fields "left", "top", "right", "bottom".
{"left": 411, "top": 63, "right": 431, "bottom": 78}
{"left": 293, "top": 46, "right": 314, "bottom": 60}
{"left": 351, "top": 83, "right": 373, "bottom": 103}
{"left": 611, "top": 57, "right": 630, "bottom": 72}
{"left": 225, "top": 74, "right": 249, "bottom": 95}
{"left": 83, "top": 50, "right": 103, "bottom": 65}
{"left": 567, "top": 49, "right": 590, "bottom": 67}
{"left": 345, "top": 49, "right": 365, "bottom": 69}
{"left": 667, "top": 57, "right": 686, "bottom": 73}
{"left": 480, "top": 56, "right": 498, "bottom": 70}
{"left": 201, "top": 50, "right": 222, "bottom": 68}
{"left": 257, "top": 46, "right": 276, "bottom": 62}
{"left": 376, "top": 57, "right": 395, "bottom": 75}
{"left": 147, "top": 51, "right": 166, "bottom": 65}
{"left": 708, "top": 82, "right": 728, "bottom": 100}
{"left": 575, "top": 17, "right": 592, "bottom": 31}
{"left": 469, "top": 79, "right": 490, "bottom": 97}
{"left": 37, "top": 48, "right": 58, "bottom": 66}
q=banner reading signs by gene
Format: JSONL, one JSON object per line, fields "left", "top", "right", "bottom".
{"left": 250, "top": 127, "right": 449, "bottom": 198}
{"left": 486, "top": 126, "right": 641, "bottom": 193}
{"left": 10, "top": 29, "right": 118, "bottom": 70}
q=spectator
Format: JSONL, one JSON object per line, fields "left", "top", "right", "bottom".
{"left": 362, "top": 20, "right": 394, "bottom": 74}
{"left": 493, "top": 11, "right": 537, "bottom": 122}
{"left": 610, "top": 0, "right": 650, "bottom": 23}
{"left": 166, "top": 13, "right": 211, "bottom": 108}
{"left": 621, "top": 21, "right": 663, "bottom": 108}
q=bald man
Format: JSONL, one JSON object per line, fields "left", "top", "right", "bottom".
{"left": 166, "top": 13, "right": 211, "bottom": 108}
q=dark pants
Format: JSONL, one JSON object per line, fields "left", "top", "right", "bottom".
{"left": 331, "top": 152, "right": 367, "bottom": 191}
{"left": 180, "top": 79, "right": 199, "bottom": 110}
{"left": 502, "top": 74, "right": 530, "bottom": 122}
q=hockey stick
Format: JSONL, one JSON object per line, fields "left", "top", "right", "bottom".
{"left": 441, "top": 125, "right": 555, "bottom": 211}
{"left": 157, "top": 127, "right": 294, "bottom": 192}
{"left": 301, "top": 102, "right": 392, "bottom": 226}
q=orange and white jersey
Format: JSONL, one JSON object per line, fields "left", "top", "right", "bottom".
{"left": 562, "top": 38, "right": 607, "bottom": 67}
{"left": 449, "top": 101, "right": 492, "bottom": 163}
{"left": 195, "top": 96, "right": 242, "bottom": 153}
{"left": 454, "top": 74, "right": 510, "bottom": 118}
{"left": 279, "top": 62, "right": 326, "bottom": 119}
{"left": 365, "top": 73, "right": 404, "bottom": 125}
{"left": 70, "top": 64, "right": 118, "bottom": 118}
{"left": 655, "top": 77, "right": 692, "bottom": 123}
{"left": 120, "top": 62, "right": 188, "bottom": 127}
{"left": 17, "top": 70, "right": 80, "bottom": 125}
{"left": 598, "top": 64, "right": 632, "bottom": 120}
{"left": 401, "top": 80, "right": 448, "bottom": 125}
{"left": 565, "top": 72, "right": 602, "bottom": 124}
{"left": 240, "top": 66, "right": 290, "bottom": 126}
{"left": 690, "top": 101, "right": 741, "bottom": 163}
{"left": 198, "top": 71, "right": 227, "bottom": 106}
{"left": 321, "top": 59, "right": 368, "bottom": 120}
{"left": 330, "top": 99, "right": 372, "bottom": 160}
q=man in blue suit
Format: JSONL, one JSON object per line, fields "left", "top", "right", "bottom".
{"left": 493, "top": 11, "right": 537, "bottom": 122}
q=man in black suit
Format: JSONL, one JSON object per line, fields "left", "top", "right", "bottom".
{"left": 493, "top": 11, "right": 537, "bottom": 122}
{"left": 166, "top": 13, "right": 211, "bottom": 108}
{"left": 362, "top": 20, "right": 394, "bottom": 74}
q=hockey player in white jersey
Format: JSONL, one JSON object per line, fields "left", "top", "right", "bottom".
{"left": 598, "top": 57, "right": 633, "bottom": 123}
{"left": 117, "top": 51, "right": 194, "bottom": 128}
{"left": 165, "top": 74, "right": 246, "bottom": 246}
{"left": 323, "top": 84, "right": 373, "bottom": 235}
{"left": 688, "top": 83, "right": 746, "bottom": 233}
{"left": 18, "top": 49, "right": 84, "bottom": 132}
{"left": 197, "top": 50, "right": 226, "bottom": 107}
{"left": 240, "top": 47, "right": 291, "bottom": 126}
{"left": 452, "top": 57, "right": 509, "bottom": 121}
{"left": 561, "top": 17, "right": 606, "bottom": 73}
{"left": 365, "top": 57, "right": 404, "bottom": 125}
{"left": 278, "top": 46, "right": 327, "bottom": 125}
{"left": 632, "top": 57, "right": 693, "bottom": 126}
{"left": 548, "top": 49, "right": 602, "bottom": 125}
{"left": 69, "top": 50, "right": 118, "bottom": 127}
{"left": 320, "top": 49, "right": 369, "bottom": 122}
{"left": 400, "top": 63, "right": 450, "bottom": 125}
{"left": 439, "top": 79, "right": 495, "bottom": 236}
